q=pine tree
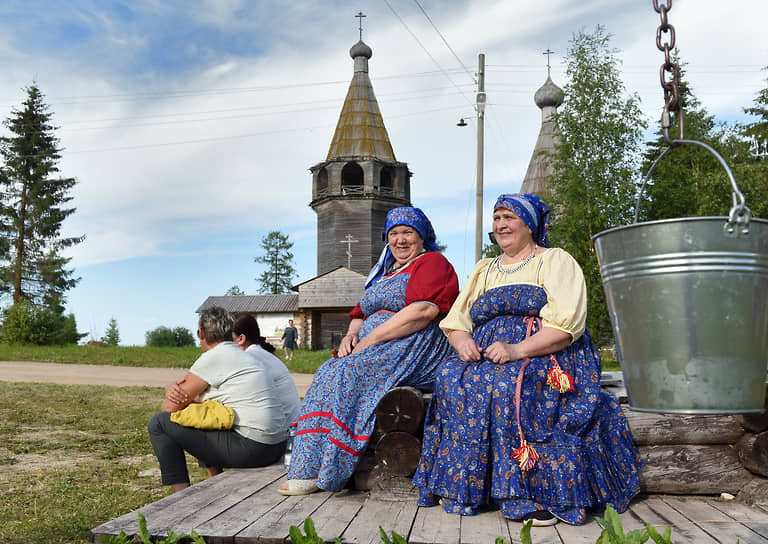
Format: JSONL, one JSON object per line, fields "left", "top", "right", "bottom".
{"left": 0, "top": 84, "right": 84, "bottom": 311}
{"left": 101, "top": 317, "right": 120, "bottom": 346}
{"left": 548, "top": 26, "right": 647, "bottom": 345}
{"left": 254, "top": 231, "right": 296, "bottom": 294}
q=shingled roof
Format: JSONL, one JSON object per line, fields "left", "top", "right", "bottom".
{"left": 326, "top": 40, "right": 395, "bottom": 162}
{"left": 195, "top": 294, "right": 298, "bottom": 314}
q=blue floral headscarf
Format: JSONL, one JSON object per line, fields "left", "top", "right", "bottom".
{"left": 365, "top": 206, "right": 441, "bottom": 288}
{"left": 494, "top": 193, "right": 551, "bottom": 248}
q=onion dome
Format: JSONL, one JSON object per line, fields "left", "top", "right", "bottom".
{"left": 350, "top": 40, "right": 372, "bottom": 60}
{"left": 534, "top": 75, "right": 564, "bottom": 109}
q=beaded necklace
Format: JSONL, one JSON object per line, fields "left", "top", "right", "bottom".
{"left": 495, "top": 245, "right": 537, "bottom": 275}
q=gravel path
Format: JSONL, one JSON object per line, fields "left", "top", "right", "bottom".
{"left": 0, "top": 361, "right": 313, "bottom": 396}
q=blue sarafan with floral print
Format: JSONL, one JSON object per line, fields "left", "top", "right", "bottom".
{"left": 288, "top": 251, "right": 459, "bottom": 491}
{"left": 413, "top": 283, "right": 642, "bottom": 525}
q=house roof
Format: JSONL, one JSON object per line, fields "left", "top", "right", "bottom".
{"left": 196, "top": 294, "right": 298, "bottom": 314}
{"left": 292, "top": 266, "right": 365, "bottom": 289}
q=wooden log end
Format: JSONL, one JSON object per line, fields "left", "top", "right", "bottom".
{"left": 375, "top": 386, "right": 425, "bottom": 434}
{"left": 374, "top": 431, "right": 422, "bottom": 477}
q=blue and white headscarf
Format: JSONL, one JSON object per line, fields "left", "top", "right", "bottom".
{"left": 365, "top": 206, "right": 442, "bottom": 288}
{"left": 494, "top": 193, "right": 551, "bottom": 248}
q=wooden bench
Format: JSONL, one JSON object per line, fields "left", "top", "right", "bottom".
{"left": 352, "top": 375, "right": 768, "bottom": 506}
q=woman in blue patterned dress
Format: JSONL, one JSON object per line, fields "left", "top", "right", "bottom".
{"left": 413, "top": 194, "right": 642, "bottom": 526}
{"left": 278, "top": 206, "right": 459, "bottom": 496}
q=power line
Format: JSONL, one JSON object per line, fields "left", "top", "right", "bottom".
{"left": 382, "top": 0, "right": 475, "bottom": 109}
{"left": 412, "top": 0, "right": 476, "bottom": 84}
{"left": 54, "top": 104, "right": 470, "bottom": 155}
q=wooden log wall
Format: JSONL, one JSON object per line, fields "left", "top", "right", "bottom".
{"left": 351, "top": 380, "right": 768, "bottom": 506}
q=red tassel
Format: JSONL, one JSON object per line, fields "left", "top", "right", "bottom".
{"left": 512, "top": 440, "right": 539, "bottom": 471}
{"left": 547, "top": 363, "right": 574, "bottom": 393}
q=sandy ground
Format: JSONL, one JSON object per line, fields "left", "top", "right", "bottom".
{"left": 0, "top": 361, "right": 313, "bottom": 397}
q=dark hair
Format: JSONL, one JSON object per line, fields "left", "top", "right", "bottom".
{"left": 233, "top": 312, "right": 276, "bottom": 353}
{"left": 198, "top": 306, "right": 234, "bottom": 344}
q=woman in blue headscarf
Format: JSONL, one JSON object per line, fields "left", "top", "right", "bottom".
{"left": 414, "top": 194, "right": 642, "bottom": 526}
{"left": 279, "top": 206, "right": 459, "bottom": 495}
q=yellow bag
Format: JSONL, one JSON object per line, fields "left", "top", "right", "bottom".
{"left": 170, "top": 399, "right": 235, "bottom": 430}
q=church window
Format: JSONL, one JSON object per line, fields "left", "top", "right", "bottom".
{"left": 341, "top": 162, "right": 364, "bottom": 187}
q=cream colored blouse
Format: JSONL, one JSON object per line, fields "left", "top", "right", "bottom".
{"left": 439, "top": 248, "right": 587, "bottom": 342}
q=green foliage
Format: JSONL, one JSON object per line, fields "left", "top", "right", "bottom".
{"left": 101, "top": 512, "right": 206, "bottom": 544}
{"left": 482, "top": 241, "right": 502, "bottom": 259}
{"left": 145, "top": 325, "right": 196, "bottom": 347}
{"left": 379, "top": 526, "right": 408, "bottom": 544}
{"left": 0, "top": 84, "right": 84, "bottom": 310}
{"left": 226, "top": 284, "right": 245, "bottom": 296}
{"left": 288, "top": 517, "right": 341, "bottom": 544}
{"left": 596, "top": 506, "right": 649, "bottom": 543}
{"left": 255, "top": 230, "right": 297, "bottom": 294}
{"left": 519, "top": 520, "right": 533, "bottom": 544}
{"left": 549, "top": 25, "right": 647, "bottom": 346}
{"left": 640, "top": 61, "right": 768, "bottom": 223}
{"left": 1, "top": 298, "right": 85, "bottom": 344}
{"left": 743, "top": 66, "right": 768, "bottom": 158}
{"left": 102, "top": 316, "right": 121, "bottom": 346}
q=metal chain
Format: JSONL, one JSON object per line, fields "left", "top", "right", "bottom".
{"left": 653, "top": 0, "right": 684, "bottom": 144}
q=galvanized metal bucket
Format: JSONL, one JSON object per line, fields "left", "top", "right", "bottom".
{"left": 592, "top": 140, "right": 768, "bottom": 413}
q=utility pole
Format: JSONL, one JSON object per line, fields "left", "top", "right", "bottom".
{"left": 475, "top": 53, "right": 486, "bottom": 262}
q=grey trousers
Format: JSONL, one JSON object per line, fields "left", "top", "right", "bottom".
{"left": 148, "top": 411, "right": 285, "bottom": 485}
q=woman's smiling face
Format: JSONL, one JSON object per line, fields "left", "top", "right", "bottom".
{"left": 492, "top": 207, "right": 534, "bottom": 254}
{"left": 387, "top": 225, "right": 424, "bottom": 265}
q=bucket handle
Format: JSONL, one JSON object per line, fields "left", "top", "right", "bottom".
{"left": 634, "top": 139, "right": 752, "bottom": 235}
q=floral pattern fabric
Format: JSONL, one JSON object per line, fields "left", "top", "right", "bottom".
{"left": 413, "top": 284, "right": 642, "bottom": 524}
{"left": 288, "top": 270, "right": 456, "bottom": 491}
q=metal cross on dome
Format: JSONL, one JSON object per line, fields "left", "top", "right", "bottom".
{"left": 543, "top": 48, "right": 554, "bottom": 76}
{"left": 355, "top": 11, "right": 366, "bottom": 40}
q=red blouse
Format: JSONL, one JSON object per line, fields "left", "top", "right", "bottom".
{"left": 349, "top": 252, "right": 459, "bottom": 320}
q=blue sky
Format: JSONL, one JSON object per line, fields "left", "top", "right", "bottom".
{"left": 0, "top": 1, "right": 765, "bottom": 345}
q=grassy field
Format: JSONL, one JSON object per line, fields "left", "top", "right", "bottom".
{"left": 0, "top": 381, "right": 207, "bottom": 544}
{"left": 0, "top": 344, "right": 334, "bottom": 374}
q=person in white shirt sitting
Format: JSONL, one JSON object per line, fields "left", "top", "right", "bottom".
{"left": 232, "top": 312, "right": 301, "bottom": 426}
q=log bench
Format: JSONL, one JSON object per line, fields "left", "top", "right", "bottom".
{"left": 352, "top": 376, "right": 768, "bottom": 507}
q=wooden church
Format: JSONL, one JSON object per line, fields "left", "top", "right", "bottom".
{"left": 199, "top": 32, "right": 412, "bottom": 349}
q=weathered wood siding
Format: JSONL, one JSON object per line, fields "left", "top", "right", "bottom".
{"left": 297, "top": 268, "right": 365, "bottom": 308}
{"left": 315, "top": 199, "right": 406, "bottom": 276}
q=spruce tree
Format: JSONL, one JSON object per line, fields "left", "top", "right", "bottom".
{"left": 0, "top": 84, "right": 84, "bottom": 311}
{"left": 101, "top": 317, "right": 120, "bottom": 346}
{"left": 255, "top": 231, "right": 296, "bottom": 294}
{"left": 548, "top": 26, "right": 647, "bottom": 346}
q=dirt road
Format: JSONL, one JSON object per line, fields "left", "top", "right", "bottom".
{"left": 0, "top": 361, "right": 313, "bottom": 397}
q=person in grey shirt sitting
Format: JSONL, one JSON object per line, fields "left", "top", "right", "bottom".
{"left": 148, "top": 306, "right": 287, "bottom": 492}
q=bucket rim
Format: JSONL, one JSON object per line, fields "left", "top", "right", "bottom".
{"left": 591, "top": 215, "right": 768, "bottom": 243}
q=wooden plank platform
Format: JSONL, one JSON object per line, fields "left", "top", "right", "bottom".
{"left": 90, "top": 464, "right": 768, "bottom": 544}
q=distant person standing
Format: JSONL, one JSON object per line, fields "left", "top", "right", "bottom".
{"left": 281, "top": 319, "right": 299, "bottom": 360}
